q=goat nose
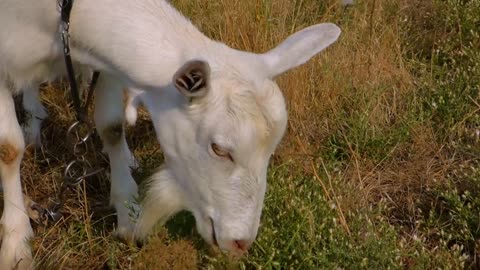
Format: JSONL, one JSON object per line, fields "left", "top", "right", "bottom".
{"left": 233, "top": 239, "right": 250, "bottom": 252}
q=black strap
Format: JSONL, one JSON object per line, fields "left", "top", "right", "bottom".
{"left": 85, "top": 71, "right": 101, "bottom": 110}
{"left": 60, "top": 0, "right": 74, "bottom": 24}
{"left": 59, "top": 0, "right": 100, "bottom": 122}
{"left": 64, "top": 51, "right": 85, "bottom": 121}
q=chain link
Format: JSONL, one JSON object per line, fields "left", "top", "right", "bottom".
{"left": 60, "top": 22, "right": 70, "bottom": 55}
{"left": 58, "top": 0, "right": 71, "bottom": 55}
{"left": 32, "top": 120, "right": 105, "bottom": 225}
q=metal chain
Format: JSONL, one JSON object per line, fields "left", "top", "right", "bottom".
{"left": 32, "top": 120, "right": 105, "bottom": 225}
{"left": 30, "top": 0, "right": 104, "bottom": 226}
{"left": 58, "top": 0, "right": 71, "bottom": 56}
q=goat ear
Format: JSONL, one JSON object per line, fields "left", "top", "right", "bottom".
{"left": 260, "top": 23, "right": 341, "bottom": 78}
{"left": 173, "top": 60, "right": 210, "bottom": 99}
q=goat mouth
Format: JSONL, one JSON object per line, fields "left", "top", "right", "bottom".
{"left": 209, "top": 217, "right": 218, "bottom": 246}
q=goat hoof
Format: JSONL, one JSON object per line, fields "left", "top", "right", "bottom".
{"left": 112, "top": 227, "right": 135, "bottom": 246}
{"left": 23, "top": 196, "right": 41, "bottom": 222}
{"left": 136, "top": 238, "right": 144, "bottom": 249}
{"left": 0, "top": 225, "right": 34, "bottom": 270}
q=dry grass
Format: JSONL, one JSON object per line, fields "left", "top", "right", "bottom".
{"left": 2, "top": 0, "right": 479, "bottom": 268}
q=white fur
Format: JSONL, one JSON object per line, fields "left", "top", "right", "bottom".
{"left": 0, "top": 88, "right": 33, "bottom": 269}
{"left": 0, "top": 0, "right": 340, "bottom": 267}
{"left": 125, "top": 88, "right": 143, "bottom": 126}
{"left": 21, "top": 86, "right": 47, "bottom": 147}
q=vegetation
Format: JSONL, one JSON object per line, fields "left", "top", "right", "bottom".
{"left": 6, "top": 0, "right": 479, "bottom": 268}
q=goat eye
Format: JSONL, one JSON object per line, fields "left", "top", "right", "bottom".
{"left": 211, "top": 143, "right": 233, "bottom": 161}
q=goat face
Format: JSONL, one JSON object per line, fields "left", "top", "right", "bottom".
{"left": 138, "top": 23, "right": 341, "bottom": 256}
{"left": 175, "top": 62, "right": 287, "bottom": 256}
{"left": 140, "top": 61, "right": 287, "bottom": 255}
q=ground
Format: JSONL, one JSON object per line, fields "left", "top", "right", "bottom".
{"left": 2, "top": 0, "right": 479, "bottom": 269}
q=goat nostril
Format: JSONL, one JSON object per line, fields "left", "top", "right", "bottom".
{"left": 234, "top": 239, "right": 249, "bottom": 252}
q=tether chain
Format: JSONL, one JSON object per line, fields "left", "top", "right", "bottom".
{"left": 31, "top": 0, "right": 104, "bottom": 225}
{"left": 32, "top": 121, "right": 105, "bottom": 224}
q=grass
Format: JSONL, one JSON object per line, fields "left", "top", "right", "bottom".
{"left": 4, "top": 0, "right": 479, "bottom": 269}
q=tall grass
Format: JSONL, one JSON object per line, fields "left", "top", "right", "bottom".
{"left": 6, "top": 0, "right": 479, "bottom": 269}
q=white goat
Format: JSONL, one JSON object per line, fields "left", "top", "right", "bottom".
{"left": 0, "top": 0, "right": 340, "bottom": 268}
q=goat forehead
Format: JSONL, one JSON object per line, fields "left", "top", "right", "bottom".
{"left": 190, "top": 75, "right": 286, "bottom": 155}
{"left": 206, "top": 96, "right": 283, "bottom": 155}
{"left": 226, "top": 84, "right": 286, "bottom": 148}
